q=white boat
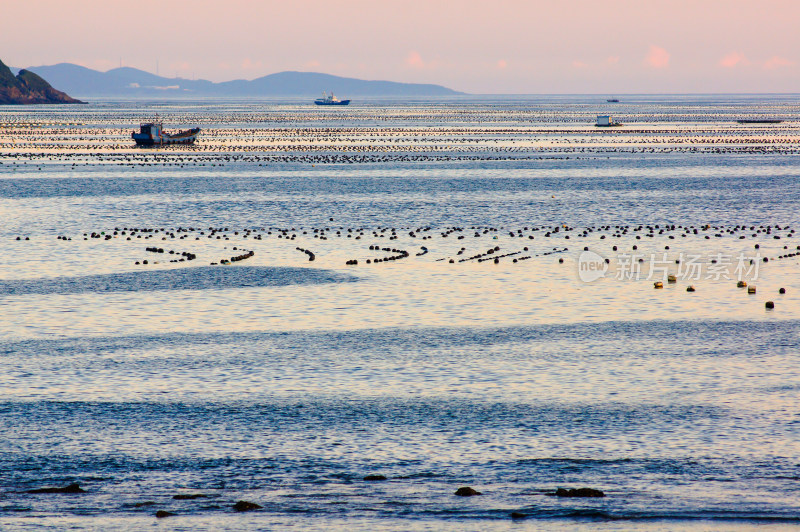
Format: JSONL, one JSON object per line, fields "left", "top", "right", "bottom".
{"left": 314, "top": 91, "right": 350, "bottom": 106}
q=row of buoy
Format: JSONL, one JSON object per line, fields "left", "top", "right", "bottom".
{"left": 55, "top": 223, "right": 799, "bottom": 245}
{"left": 215, "top": 250, "right": 254, "bottom": 265}
{"left": 358, "top": 247, "right": 410, "bottom": 265}
{"left": 295, "top": 247, "right": 315, "bottom": 262}
{"left": 41, "top": 221, "right": 800, "bottom": 278}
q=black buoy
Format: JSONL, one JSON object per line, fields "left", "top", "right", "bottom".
{"left": 765, "top": 301, "right": 775, "bottom": 309}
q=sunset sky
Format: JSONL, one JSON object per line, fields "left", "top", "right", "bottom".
{"left": 3, "top": 0, "right": 799, "bottom": 93}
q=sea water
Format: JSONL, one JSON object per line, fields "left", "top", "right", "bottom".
{"left": 0, "top": 96, "right": 799, "bottom": 530}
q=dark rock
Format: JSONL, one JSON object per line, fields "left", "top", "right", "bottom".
{"left": 131, "top": 501, "right": 156, "bottom": 508}
{"left": 553, "top": 487, "right": 605, "bottom": 498}
{"left": 510, "top": 512, "right": 528, "bottom": 519}
{"left": 363, "top": 475, "right": 388, "bottom": 481}
{"left": 26, "top": 482, "right": 85, "bottom": 494}
{"left": 454, "top": 486, "right": 482, "bottom": 496}
{"left": 233, "top": 500, "right": 262, "bottom": 512}
{"left": 155, "top": 510, "right": 176, "bottom": 518}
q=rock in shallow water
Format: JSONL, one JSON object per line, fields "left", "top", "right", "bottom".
{"left": 233, "top": 500, "right": 263, "bottom": 512}
{"left": 155, "top": 510, "right": 176, "bottom": 518}
{"left": 552, "top": 487, "right": 605, "bottom": 498}
{"left": 454, "top": 486, "right": 482, "bottom": 496}
{"left": 26, "top": 482, "right": 85, "bottom": 494}
{"left": 131, "top": 501, "right": 156, "bottom": 508}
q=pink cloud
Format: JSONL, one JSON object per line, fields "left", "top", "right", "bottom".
{"left": 605, "top": 56, "right": 620, "bottom": 65}
{"left": 240, "top": 58, "right": 264, "bottom": 71}
{"left": 169, "top": 61, "right": 190, "bottom": 72}
{"left": 404, "top": 51, "right": 440, "bottom": 70}
{"left": 497, "top": 59, "right": 507, "bottom": 69}
{"left": 405, "top": 51, "right": 425, "bottom": 69}
{"left": 645, "top": 45, "right": 670, "bottom": 69}
{"left": 764, "top": 56, "right": 795, "bottom": 69}
{"left": 719, "top": 52, "right": 747, "bottom": 68}
{"left": 571, "top": 60, "right": 588, "bottom": 69}
{"left": 305, "top": 59, "right": 321, "bottom": 69}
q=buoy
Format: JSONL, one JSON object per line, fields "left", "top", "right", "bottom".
{"left": 779, "top": 287, "right": 786, "bottom": 294}
{"left": 667, "top": 275, "right": 677, "bottom": 283}
{"left": 654, "top": 281, "right": 664, "bottom": 289}
{"left": 737, "top": 281, "right": 747, "bottom": 288}
{"left": 687, "top": 285, "right": 696, "bottom": 292}
{"left": 765, "top": 301, "right": 775, "bottom": 309}
{"left": 748, "top": 286, "right": 756, "bottom": 294}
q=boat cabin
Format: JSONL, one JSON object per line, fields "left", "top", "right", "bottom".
{"left": 138, "top": 122, "right": 162, "bottom": 139}
{"left": 596, "top": 115, "right": 612, "bottom": 126}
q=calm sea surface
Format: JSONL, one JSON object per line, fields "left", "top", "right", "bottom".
{"left": 1, "top": 96, "right": 799, "bottom": 530}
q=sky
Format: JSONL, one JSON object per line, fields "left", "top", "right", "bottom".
{"left": 3, "top": 0, "right": 800, "bottom": 93}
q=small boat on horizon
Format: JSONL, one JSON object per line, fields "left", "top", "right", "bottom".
{"left": 606, "top": 98, "right": 620, "bottom": 103}
{"left": 314, "top": 91, "right": 350, "bottom": 106}
{"left": 132, "top": 121, "right": 200, "bottom": 146}
{"left": 737, "top": 119, "right": 783, "bottom": 124}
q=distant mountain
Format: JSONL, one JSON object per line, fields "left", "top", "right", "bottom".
{"left": 22, "top": 64, "right": 463, "bottom": 98}
{"left": 0, "top": 59, "right": 84, "bottom": 104}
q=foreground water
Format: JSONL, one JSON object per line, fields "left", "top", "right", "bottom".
{"left": 1, "top": 97, "right": 799, "bottom": 530}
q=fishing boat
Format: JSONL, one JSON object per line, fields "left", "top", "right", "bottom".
{"left": 132, "top": 121, "right": 200, "bottom": 146}
{"left": 606, "top": 98, "right": 620, "bottom": 103}
{"left": 314, "top": 91, "right": 350, "bottom": 106}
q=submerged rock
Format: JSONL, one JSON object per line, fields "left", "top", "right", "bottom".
{"left": 26, "top": 482, "right": 85, "bottom": 494}
{"left": 363, "top": 475, "right": 388, "bottom": 481}
{"left": 131, "top": 501, "right": 156, "bottom": 508}
{"left": 510, "top": 512, "right": 528, "bottom": 519}
{"left": 552, "top": 487, "right": 605, "bottom": 498}
{"left": 454, "top": 486, "right": 482, "bottom": 496}
{"left": 173, "top": 493, "right": 207, "bottom": 500}
{"left": 233, "top": 500, "right": 263, "bottom": 512}
{"left": 155, "top": 510, "right": 176, "bottom": 518}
